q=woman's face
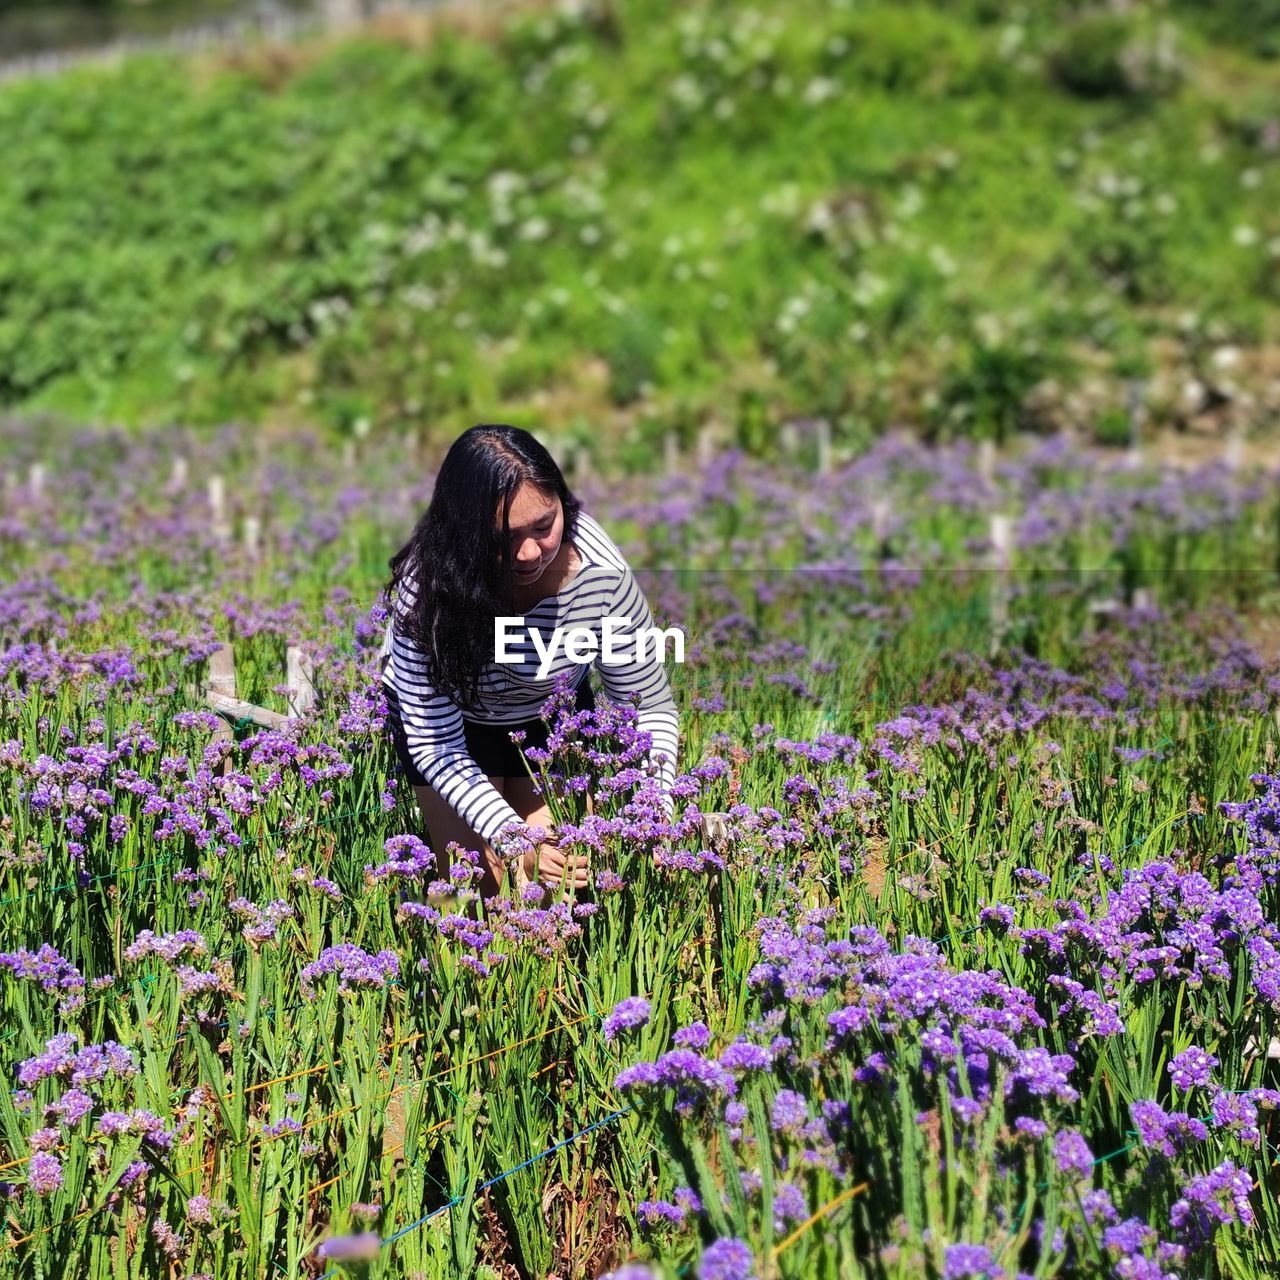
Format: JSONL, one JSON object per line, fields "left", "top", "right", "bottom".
{"left": 498, "top": 483, "right": 564, "bottom": 586}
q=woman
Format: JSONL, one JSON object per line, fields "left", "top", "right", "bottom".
{"left": 378, "top": 424, "right": 680, "bottom": 902}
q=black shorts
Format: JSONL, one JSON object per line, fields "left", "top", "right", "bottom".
{"left": 382, "top": 674, "right": 595, "bottom": 784}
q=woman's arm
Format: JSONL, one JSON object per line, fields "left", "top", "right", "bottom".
{"left": 387, "top": 625, "right": 531, "bottom": 852}
{"left": 594, "top": 564, "right": 680, "bottom": 819}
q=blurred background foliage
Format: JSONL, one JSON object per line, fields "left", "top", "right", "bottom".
{"left": 1, "top": 0, "right": 1279, "bottom": 460}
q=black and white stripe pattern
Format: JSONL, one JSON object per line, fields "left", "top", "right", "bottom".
{"left": 380, "top": 511, "right": 680, "bottom": 848}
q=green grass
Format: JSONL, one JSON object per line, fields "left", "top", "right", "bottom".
{"left": 0, "top": 0, "right": 1278, "bottom": 453}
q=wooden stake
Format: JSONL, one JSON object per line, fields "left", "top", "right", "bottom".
{"left": 204, "top": 642, "right": 290, "bottom": 738}
{"left": 989, "top": 513, "right": 1014, "bottom": 653}
{"left": 1126, "top": 379, "right": 1145, "bottom": 469}
{"left": 243, "top": 515, "right": 261, "bottom": 559}
{"left": 208, "top": 644, "right": 237, "bottom": 701}
{"left": 286, "top": 646, "right": 317, "bottom": 717}
{"left": 28, "top": 464, "right": 44, "bottom": 500}
{"left": 978, "top": 438, "right": 996, "bottom": 486}
{"left": 813, "top": 418, "right": 831, "bottom": 474}
{"left": 696, "top": 423, "right": 717, "bottom": 466}
{"left": 1225, "top": 428, "right": 1245, "bottom": 472}
{"left": 206, "top": 644, "right": 237, "bottom": 773}
{"left": 208, "top": 475, "right": 230, "bottom": 544}
{"left": 700, "top": 811, "right": 730, "bottom": 851}
{"left": 663, "top": 430, "right": 680, "bottom": 475}
{"left": 871, "top": 498, "right": 892, "bottom": 547}
{"left": 171, "top": 455, "right": 188, "bottom": 489}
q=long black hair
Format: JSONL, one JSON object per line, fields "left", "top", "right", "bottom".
{"left": 383, "top": 425, "right": 582, "bottom": 713}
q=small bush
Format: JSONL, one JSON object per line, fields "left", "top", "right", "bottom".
{"left": 1048, "top": 11, "right": 1183, "bottom": 101}
{"left": 1092, "top": 403, "right": 1134, "bottom": 447}
{"left": 1174, "top": 0, "right": 1280, "bottom": 59}
{"left": 600, "top": 310, "right": 664, "bottom": 407}
{"left": 937, "top": 339, "right": 1050, "bottom": 444}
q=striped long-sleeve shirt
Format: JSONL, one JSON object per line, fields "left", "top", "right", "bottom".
{"left": 379, "top": 510, "right": 680, "bottom": 849}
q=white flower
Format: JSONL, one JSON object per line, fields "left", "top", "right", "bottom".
{"left": 518, "top": 217, "right": 551, "bottom": 241}
{"left": 487, "top": 170, "right": 525, "bottom": 200}
{"left": 805, "top": 202, "right": 834, "bottom": 235}
{"left": 929, "top": 245, "right": 957, "bottom": 277}
{"left": 671, "top": 74, "right": 704, "bottom": 109}
{"left": 402, "top": 286, "right": 438, "bottom": 312}
{"left": 1233, "top": 225, "right": 1259, "bottom": 247}
{"left": 803, "top": 77, "right": 838, "bottom": 106}
{"left": 897, "top": 185, "right": 924, "bottom": 218}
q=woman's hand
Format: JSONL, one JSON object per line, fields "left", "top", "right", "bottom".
{"left": 524, "top": 840, "right": 590, "bottom": 891}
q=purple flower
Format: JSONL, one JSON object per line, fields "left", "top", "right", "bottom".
{"left": 719, "top": 1040, "right": 772, "bottom": 1073}
{"left": 637, "top": 1199, "right": 685, "bottom": 1228}
{"left": 979, "top": 905, "right": 1015, "bottom": 932}
{"left": 673, "top": 1021, "right": 711, "bottom": 1051}
{"left": 699, "top": 1237, "right": 757, "bottom": 1280}
{"left": 186, "top": 1195, "right": 213, "bottom": 1225}
{"left": 123, "top": 930, "right": 207, "bottom": 963}
{"left": 300, "top": 944, "right": 399, "bottom": 998}
{"left": 1053, "top": 1129, "right": 1093, "bottom": 1180}
{"left": 603, "top": 997, "right": 652, "bottom": 1043}
{"left": 1168, "top": 1047, "right": 1218, "bottom": 1092}
{"left": 1170, "top": 1160, "right": 1253, "bottom": 1244}
{"left": 0, "top": 945, "right": 86, "bottom": 1014}
{"left": 315, "top": 1231, "right": 381, "bottom": 1261}
{"left": 773, "top": 1181, "right": 808, "bottom": 1229}
{"left": 943, "top": 1244, "right": 1003, "bottom": 1279}
{"left": 27, "top": 1151, "right": 63, "bottom": 1196}
{"left": 770, "top": 1089, "right": 808, "bottom": 1133}
{"left": 50, "top": 1089, "right": 93, "bottom": 1126}
{"left": 1130, "top": 1100, "right": 1208, "bottom": 1158}
{"left": 1209, "top": 1090, "right": 1264, "bottom": 1144}
{"left": 615, "top": 1050, "right": 736, "bottom": 1107}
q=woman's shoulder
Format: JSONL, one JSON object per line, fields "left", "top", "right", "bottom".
{"left": 572, "top": 510, "right": 628, "bottom": 573}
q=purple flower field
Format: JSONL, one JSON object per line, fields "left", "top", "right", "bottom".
{"left": 0, "top": 419, "right": 1277, "bottom": 1278}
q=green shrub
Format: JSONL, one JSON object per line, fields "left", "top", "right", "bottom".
{"left": 1174, "top": 0, "right": 1280, "bottom": 58}
{"left": 1092, "top": 402, "right": 1134, "bottom": 447}
{"left": 937, "top": 338, "right": 1051, "bottom": 444}
{"left": 1048, "top": 10, "right": 1183, "bottom": 101}
{"left": 600, "top": 309, "right": 664, "bottom": 407}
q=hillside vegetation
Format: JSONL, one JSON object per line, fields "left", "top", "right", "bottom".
{"left": 2, "top": 0, "right": 1280, "bottom": 457}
